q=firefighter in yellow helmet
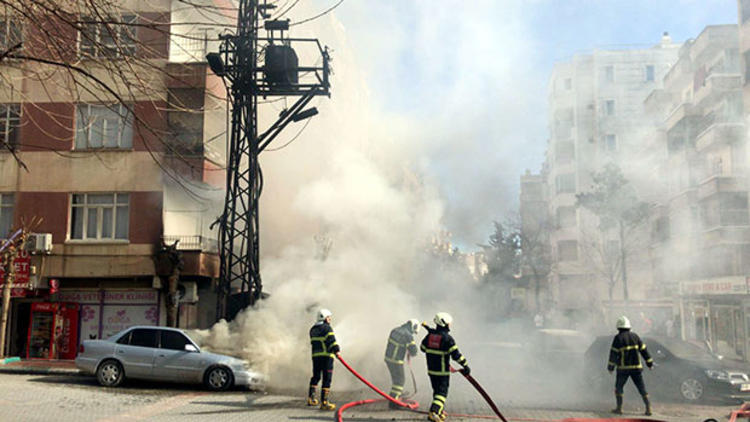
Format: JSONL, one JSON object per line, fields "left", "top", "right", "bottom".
{"left": 307, "top": 308, "right": 340, "bottom": 410}
{"left": 608, "top": 316, "right": 653, "bottom": 416}
{"left": 420, "top": 312, "right": 469, "bottom": 422}
{"left": 384, "top": 319, "right": 420, "bottom": 408}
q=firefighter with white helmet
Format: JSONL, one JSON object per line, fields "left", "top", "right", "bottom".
{"left": 420, "top": 312, "right": 469, "bottom": 422}
{"left": 307, "top": 308, "right": 340, "bottom": 410}
{"left": 384, "top": 318, "right": 420, "bottom": 408}
{"left": 608, "top": 315, "right": 654, "bottom": 416}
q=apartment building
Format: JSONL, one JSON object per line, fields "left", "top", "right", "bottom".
{"left": 544, "top": 36, "right": 679, "bottom": 322}
{"left": 0, "top": 1, "right": 227, "bottom": 358}
{"left": 642, "top": 24, "right": 750, "bottom": 360}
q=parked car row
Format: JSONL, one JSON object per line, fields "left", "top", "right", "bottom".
{"left": 75, "top": 326, "right": 266, "bottom": 391}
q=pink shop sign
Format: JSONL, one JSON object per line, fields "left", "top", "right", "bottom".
{"left": 103, "top": 290, "right": 158, "bottom": 305}
{"left": 100, "top": 305, "right": 159, "bottom": 339}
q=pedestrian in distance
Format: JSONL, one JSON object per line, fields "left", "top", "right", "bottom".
{"left": 307, "top": 308, "right": 340, "bottom": 411}
{"left": 421, "top": 312, "right": 470, "bottom": 422}
{"left": 608, "top": 315, "right": 654, "bottom": 416}
{"left": 384, "top": 318, "right": 420, "bottom": 409}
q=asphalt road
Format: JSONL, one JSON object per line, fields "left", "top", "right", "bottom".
{"left": 0, "top": 372, "right": 740, "bottom": 421}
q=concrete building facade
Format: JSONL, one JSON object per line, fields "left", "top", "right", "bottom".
{"left": 0, "top": 0, "right": 227, "bottom": 358}
{"left": 543, "top": 37, "right": 679, "bottom": 325}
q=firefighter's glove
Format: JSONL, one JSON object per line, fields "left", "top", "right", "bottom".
{"left": 460, "top": 366, "right": 471, "bottom": 376}
{"left": 335, "top": 352, "right": 342, "bottom": 360}
{"left": 647, "top": 362, "right": 653, "bottom": 369}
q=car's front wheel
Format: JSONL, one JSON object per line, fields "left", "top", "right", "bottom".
{"left": 96, "top": 359, "right": 124, "bottom": 387}
{"left": 679, "top": 377, "right": 704, "bottom": 402}
{"left": 204, "top": 366, "right": 233, "bottom": 391}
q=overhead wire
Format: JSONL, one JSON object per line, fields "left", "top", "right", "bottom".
{"left": 290, "top": 0, "right": 345, "bottom": 26}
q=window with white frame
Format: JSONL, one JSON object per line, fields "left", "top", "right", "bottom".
{"left": 70, "top": 193, "right": 129, "bottom": 240}
{"left": 602, "top": 134, "right": 616, "bottom": 152}
{"left": 0, "top": 193, "right": 13, "bottom": 238}
{"left": 75, "top": 104, "right": 133, "bottom": 149}
{"left": 645, "top": 65, "right": 655, "bottom": 82}
{"left": 604, "top": 65, "right": 614, "bottom": 83}
{"left": 604, "top": 100, "right": 615, "bottom": 116}
{"left": 0, "top": 18, "right": 22, "bottom": 51}
{"left": 79, "top": 15, "right": 136, "bottom": 58}
{"left": 0, "top": 104, "right": 20, "bottom": 149}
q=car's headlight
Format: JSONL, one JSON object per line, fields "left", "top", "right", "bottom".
{"left": 705, "top": 369, "right": 730, "bottom": 381}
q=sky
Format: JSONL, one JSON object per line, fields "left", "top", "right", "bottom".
{"left": 299, "top": 0, "right": 738, "bottom": 248}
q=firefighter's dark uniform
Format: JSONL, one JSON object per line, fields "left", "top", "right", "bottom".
{"left": 607, "top": 329, "right": 653, "bottom": 413}
{"left": 309, "top": 321, "right": 340, "bottom": 406}
{"left": 420, "top": 325, "right": 468, "bottom": 417}
{"left": 384, "top": 322, "right": 418, "bottom": 400}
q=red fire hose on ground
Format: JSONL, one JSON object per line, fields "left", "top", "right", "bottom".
{"left": 335, "top": 353, "right": 669, "bottom": 422}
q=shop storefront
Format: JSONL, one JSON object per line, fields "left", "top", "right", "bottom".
{"left": 56, "top": 289, "right": 161, "bottom": 342}
{"left": 679, "top": 276, "right": 750, "bottom": 361}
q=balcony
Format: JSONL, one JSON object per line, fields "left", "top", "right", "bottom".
{"left": 695, "top": 122, "right": 745, "bottom": 151}
{"left": 694, "top": 73, "right": 742, "bottom": 106}
{"left": 161, "top": 235, "right": 218, "bottom": 253}
{"left": 702, "top": 226, "right": 750, "bottom": 246}
{"left": 697, "top": 175, "right": 747, "bottom": 200}
{"left": 665, "top": 102, "right": 702, "bottom": 132}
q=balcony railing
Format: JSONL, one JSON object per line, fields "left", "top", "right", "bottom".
{"left": 161, "top": 235, "right": 218, "bottom": 253}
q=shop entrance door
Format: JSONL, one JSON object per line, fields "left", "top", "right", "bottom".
{"left": 9, "top": 301, "right": 31, "bottom": 357}
{"left": 713, "top": 305, "right": 743, "bottom": 360}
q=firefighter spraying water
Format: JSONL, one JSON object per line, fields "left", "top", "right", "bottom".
{"left": 421, "top": 312, "right": 470, "bottom": 422}
{"left": 384, "top": 318, "right": 420, "bottom": 408}
{"left": 308, "top": 308, "right": 340, "bottom": 411}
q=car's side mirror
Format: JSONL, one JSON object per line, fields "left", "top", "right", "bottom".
{"left": 185, "top": 344, "right": 199, "bottom": 353}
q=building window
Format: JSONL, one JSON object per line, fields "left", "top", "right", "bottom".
{"left": 79, "top": 15, "right": 137, "bottom": 58}
{"left": 604, "top": 100, "right": 615, "bottom": 116}
{"left": 557, "top": 240, "right": 578, "bottom": 261}
{"left": 564, "top": 78, "right": 572, "bottom": 90}
{"left": 0, "top": 193, "right": 13, "bottom": 238}
{"left": 0, "top": 18, "right": 21, "bottom": 51}
{"left": 75, "top": 104, "right": 133, "bottom": 150}
{"left": 645, "top": 65, "right": 655, "bottom": 82}
{"left": 602, "top": 134, "right": 616, "bottom": 152}
{"left": 556, "top": 206, "right": 576, "bottom": 228}
{"left": 604, "top": 65, "right": 614, "bottom": 83}
{"left": 0, "top": 104, "right": 20, "bottom": 150}
{"left": 555, "top": 141, "right": 575, "bottom": 164}
{"left": 70, "top": 193, "right": 129, "bottom": 240}
{"left": 555, "top": 173, "right": 576, "bottom": 194}
{"left": 719, "top": 192, "right": 749, "bottom": 226}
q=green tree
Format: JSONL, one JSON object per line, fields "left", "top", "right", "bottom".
{"left": 576, "top": 163, "right": 649, "bottom": 300}
{"left": 481, "top": 221, "right": 521, "bottom": 284}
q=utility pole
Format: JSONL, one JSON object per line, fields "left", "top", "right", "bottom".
{"left": 207, "top": 0, "right": 331, "bottom": 321}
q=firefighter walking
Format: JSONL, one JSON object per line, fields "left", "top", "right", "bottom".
{"left": 384, "top": 318, "right": 420, "bottom": 408}
{"left": 421, "top": 312, "right": 470, "bottom": 422}
{"left": 607, "top": 315, "right": 654, "bottom": 416}
{"left": 307, "top": 308, "right": 340, "bottom": 410}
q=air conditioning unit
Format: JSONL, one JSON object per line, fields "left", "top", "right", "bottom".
{"left": 25, "top": 233, "right": 52, "bottom": 253}
{"left": 178, "top": 281, "right": 199, "bottom": 303}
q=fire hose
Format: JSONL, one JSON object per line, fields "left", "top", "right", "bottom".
{"left": 335, "top": 353, "right": 666, "bottom": 422}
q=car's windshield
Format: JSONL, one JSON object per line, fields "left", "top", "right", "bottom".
{"left": 650, "top": 338, "right": 715, "bottom": 361}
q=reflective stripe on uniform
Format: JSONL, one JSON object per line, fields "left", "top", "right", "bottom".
{"left": 385, "top": 357, "right": 404, "bottom": 364}
{"left": 312, "top": 352, "right": 334, "bottom": 358}
{"left": 618, "top": 364, "right": 643, "bottom": 370}
{"left": 428, "top": 369, "right": 451, "bottom": 376}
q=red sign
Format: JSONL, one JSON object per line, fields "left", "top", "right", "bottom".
{"left": 0, "top": 250, "right": 31, "bottom": 288}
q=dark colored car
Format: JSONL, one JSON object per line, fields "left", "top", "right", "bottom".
{"left": 584, "top": 335, "right": 750, "bottom": 402}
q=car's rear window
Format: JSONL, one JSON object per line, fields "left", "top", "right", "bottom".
{"left": 128, "top": 329, "right": 158, "bottom": 348}
{"left": 160, "top": 330, "right": 191, "bottom": 351}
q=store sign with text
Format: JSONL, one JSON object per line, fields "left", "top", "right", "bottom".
{"left": 0, "top": 250, "right": 31, "bottom": 288}
{"left": 680, "top": 277, "right": 749, "bottom": 296}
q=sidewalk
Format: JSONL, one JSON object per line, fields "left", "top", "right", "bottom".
{"left": 0, "top": 358, "right": 81, "bottom": 375}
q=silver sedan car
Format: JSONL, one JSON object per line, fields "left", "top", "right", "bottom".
{"left": 75, "top": 326, "right": 266, "bottom": 391}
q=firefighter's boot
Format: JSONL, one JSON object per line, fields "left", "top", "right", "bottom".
{"left": 306, "top": 385, "right": 319, "bottom": 406}
{"left": 611, "top": 394, "right": 623, "bottom": 414}
{"left": 642, "top": 394, "right": 652, "bottom": 416}
{"left": 388, "top": 391, "right": 402, "bottom": 410}
{"left": 427, "top": 411, "right": 444, "bottom": 422}
{"left": 320, "top": 388, "right": 336, "bottom": 411}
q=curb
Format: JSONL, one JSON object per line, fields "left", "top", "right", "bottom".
{"left": 0, "top": 357, "right": 20, "bottom": 365}
{"left": 0, "top": 366, "right": 84, "bottom": 376}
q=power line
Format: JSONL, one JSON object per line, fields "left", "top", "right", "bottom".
{"left": 290, "top": 0, "right": 345, "bottom": 26}
{"left": 265, "top": 115, "right": 313, "bottom": 152}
